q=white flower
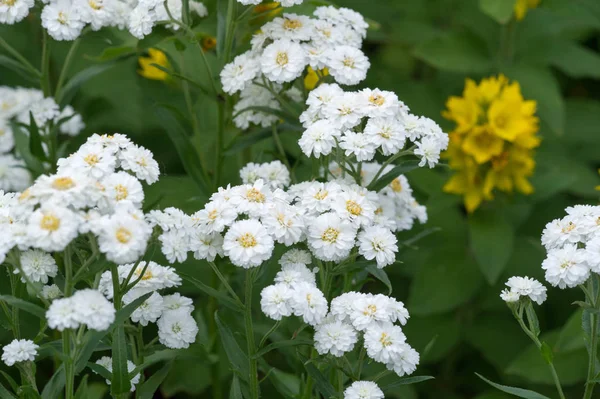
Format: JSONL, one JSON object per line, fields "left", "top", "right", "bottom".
{"left": 27, "top": 204, "right": 80, "bottom": 252}
{"left": 128, "top": 5, "right": 154, "bottom": 39}
{"left": 307, "top": 213, "right": 356, "bottom": 262}
{"left": 46, "top": 297, "right": 79, "bottom": 331}
{"left": 192, "top": 199, "right": 237, "bottom": 234}
{"left": 261, "top": 40, "right": 307, "bottom": 84}
{"left": 96, "top": 206, "right": 152, "bottom": 264}
{"left": 262, "top": 203, "right": 305, "bottom": 246}
{"left": 223, "top": 219, "right": 274, "bottom": 268}
{"left": 500, "top": 289, "right": 520, "bottom": 303}
{"left": 323, "top": 92, "right": 362, "bottom": 130}
{"left": 279, "top": 249, "right": 312, "bottom": 268}
{"left": 358, "top": 226, "right": 398, "bottom": 268}
{"left": 364, "top": 117, "right": 406, "bottom": 156}
{"left": 350, "top": 294, "right": 390, "bottom": 331}
{"left": 332, "top": 190, "right": 376, "bottom": 228}
{"left": 119, "top": 145, "right": 160, "bottom": 184}
{"left": 290, "top": 282, "right": 328, "bottom": 326}
{"left": 330, "top": 292, "right": 363, "bottom": 323}
{"left": 314, "top": 317, "right": 357, "bottom": 356}
{"left": 326, "top": 46, "right": 369, "bottom": 86}
{"left": 300, "top": 182, "right": 341, "bottom": 214}
{"left": 504, "top": 276, "right": 547, "bottom": 305}
{"left": 72, "top": 289, "right": 116, "bottom": 331}
{"left": 31, "top": 172, "right": 91, "bottom": 209}
{"left": 162, "top": 293, "right": 194, "bottom": 313}
{"left": 388, "top": 342, "right": 420, "bottom": 377}
{"left": 231, "top": 180, "right": 272, "bottom": 218}
{"left": 339, "top": 132, "right": 377, "bottom": 162}
{"left": 41, "top": 0, "right": 85, "bottom": 41}
{"left": 40, "top": 284, "right": 62, "bottom": 300}
{"left": 99, "top": 261, "right": 181, "bottom": 298}
{"left": 0, "top": 154, "right": 31, "bottom": 191}
{"left": 190, "top": 231, "right": 224, "bottom": 262}
{"left": 1, "top": 339, "right": 38, "bottom": 366}
{"left": 236, "top": 0, "right": 260, "bottom": 4}
{"left": 94, "top": 356, "right": 141, "bottom": 392}
{"left": 58, "top": 143, "right": 116, "bottom": 180}
{"left": 0, "top": 0, "right": 33, "bottom": 24}
{"left": 414, "top": 135, "right": 442, "bottom": 168}
{"left": 541, "top": 216, "right": 583, "bottom": 250}
{"left": 0, "top": 119, "right": 14, "bottom": 153}
{"left": 16, "top": 249, "right": 58, "bottom": 283}
{"left": 129, "top": 291, "right": 164, "bottom": 326}
{"left": 299, "top": 120, "right": 339, "bottom": 158}
{"left": 265, "top": 14, "right": 313, "bottom": 41}
{"left": 21, "top": 97, "right": 60, "bottom": 126}
{"left": 343, "top": 381, "right": 384, "bottom": 399}
{"left": 76, "top": 0, "right": 112, "bottom": 30}
{"left": 159, "top": 229, "right": 189, "bottom": 263}
{"left": 57, "top": 105, "right": 85, "bottom": 136}
{"left": 275, "top": 263, "right": 317, "bottom": 287}
{"left": 102, "top": 171, "right": 144, "bottom": 209}
{"left": 364, "top": 322, "right": 406, "bottom": 364}
{"left": 359, "top": 88, "right": 402, "bottom": 118}
{"left": 586, "top": 237, "right": 600, "bottom": 273}
{"left": 260, "top": 284, "right": 293, "bottom": 320}
{"left": 221, "top": 52, "right": 261, "bottom": 94}
{"left": 542, "top": 244, "right": 590, "bottom": 289}
{"left": 157, "top": 308, "right": 198, "bottom": 349}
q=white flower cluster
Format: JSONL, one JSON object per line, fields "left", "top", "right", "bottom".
{"left": 94, "top": 356, "right": 141, "bottom": 392}
{"left": 500, "top": 276, "right": 547, "bottom": 305}
{"left": 343, "top": 381, "right": 384, "bottom": 399}
{"left": 98, "top": 261, "right": 199, "bottom": 348}
{"left": 46, "top": 289, "right": 115, "bottom": 331}
{"left": 240, "top": 160, "right": 291, "bottom": 189}
{"left": 148, "top": 160, "right": 412, "bottom": 269}
{"left": 299, "top": 84, "right": 448, "bottom": 168}
{"left": 232, "top": 84, "right": 302, "bottom": 129}
{"left": 236, "top": 0, "right": 302, "bottom": 6}
{"left": 0, "top": 87, "right": 85, "bottom": 191}
{"left": 221, "top": 6, "right": 369, "bottom": 95}
{"left": 0, "top": 0, "right": 207, "bottom": 41}
{"left": 1, "top": 339, "right": 38, "bottom": 367}
{"left": 540, "top": 205, "right": 600, "bottom": 289}
{"left": 0, "top": 133, "right": 159, "bottom": 267}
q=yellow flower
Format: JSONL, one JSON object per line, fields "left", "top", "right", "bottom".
{"left": 304, "top": 67, "right": 329, "bottom": 91}
{"left": 201, "top": 36, "right": 217, "bottom": 52}
{"left": 514, "top": 0, "right": 541, "bottom": 21}
{"left": 138, "top": 48, "right": 170, "bottom": 81}
{"left": 443, "top": 75, "right": 540, "bottom": 212}
{"left": 253, "top": 2, "right": 281, "bottom": 19}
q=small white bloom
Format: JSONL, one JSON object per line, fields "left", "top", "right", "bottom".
{"left": 72, "top": 289, "right": 116, "bottom": 331}
{"left": 94, "top": 356, "right": 141, "bottom": 392}
{"left": 190, "top": 231, "right": 224, "bottom": 262}
{"left": 358, "top": 226, "right": 398, "bottom": 268}
{"left": 16, "top": 249, "right": 58, "bottom": 284}
{"left": 279, "top": 249, "right": 312, "bottom": 268}
{"left": 298, "top": 120, "right": 339, "bottom": 158}
{"left": 129, "top": 291, "right": 164, "bottom": 326}
{"left": 339, "top": 132, "right": 377, "bottom": 162}
{"left": 290, "top": 282, "right": 328, "bottom": 326}
{"left": 223, "top": 219, "right": 274, "bottom": 268}
{"left": 275, "top": 263, "right": 316, "bottom": 287}
{"left": 1, "top": 339, "right": 38, "bottom": 367}
{"left": 157, "top": 308, "right": 198, "bottom": 349}
{"left": 307, "top": 212, "right": 356, "bottom": 262}
{"left": 46, "top": 297, "right": 79, "bottom": 331}
{"left": 504, "top": 276, "right": 547, "bottom": 305}
{"left": 39, "top": 284, "right": 62, "bottom": 300}
{"left": 162, "top": 293, "right": 194, "bottom": 313}
{"left": 542, "top": 244, "right": 590, "bottom": 289}
{"left": 260, "top": 284, "right": 293, "bottom": 320}
{"left": 343, "top": 381, "right": 384, "bottom": 399}
{"left": 41, "top": 0, "right": 85, "bottom": 41}
{"left": 221, "top": 52, "right": 261, "bottom": 94}
{"left": 314, "top": 317, "right": 357, "bottom": 356}
{"left": 261, "top": 40, "right": 307, "bottom": 84}
{"left": 119, "top": 145, "right": 160, "bottom": 184}
{"left": 27, "top": 204, "right": 80, "bottom": 252}
{"left": 326, "top": 46, "right": 369, "bottom": 86}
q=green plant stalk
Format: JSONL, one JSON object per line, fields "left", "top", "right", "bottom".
{"left": 583, "top": 276, "right": 600, "bottom": 399}
{"left": 208, "top": 261, "right": 243, "bottom": 306}
{"left": 0, "top": 36, "right": 41, "bottom": 77}
{"left": 272, "top": 123, "right": 293, "bottom": 179}
{"left": 40, "top": 31, "right": 51, "bottom": 97}
{"left": 55, "top": 38, "right": 80, "bottom": 102}
{"left": 215, "top": 97, "right": 225, "bottom": 189}
{"left": 9, "top": 272, "right": 20, "bottom": 339}
{"left": 207, "top": 270, "right": 223, "bottom": 399}
{"left": 244, "top": 270, "right": 259, "bottom": 399}
{"left": 63, "top": 246, "right": 76, "bottom": 399}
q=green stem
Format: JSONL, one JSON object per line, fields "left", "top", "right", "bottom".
{"left": 40, "top": 31, "right": 52, "bottom": 97}
{"left": 583, "top": 277, "right": 599, "bottom": 399}
{"left": 208, "top": 261, "right": 244, "bottom": 307}
{"left": 215, "top": 98, "right": 225, "bottom": 189}
{"left": 9, "top": 272, "right": 20, "bottom": 338}
{"left": 55, "top": 38, "right": 80, "bottom": 102}
{"left": 259, "top": 320, "right": 281, "bottom": 349}
{"left": 245, "top": 270, "right": 259, "bottom": 399}
{"left": 223, "top": 0, "right": 236, "bottom": 65}
{"left": 0, "top": 36, "right": 41, "bottom": 77}
{"left": 63, "top": 329, "right": 74, "bottom": 399}
{"left": 271, "top": 123, "right": 294, "bottom": 179}
{"left": 366, "top": 148, "right": 415, "bottom": 190}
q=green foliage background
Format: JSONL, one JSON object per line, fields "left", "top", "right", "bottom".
{"left": 1, "top": 0, "right": 600, "bottom": 397}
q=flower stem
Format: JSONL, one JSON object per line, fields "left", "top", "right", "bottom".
{"left": 40, "top": 31, "right": 52, "bottom": 97}
{"left": 63, "top": 329, "right": 74, "bottom": 399}
{"left": 259, "top": 320, "right": 281, "bottom": 349}
{"left": 583, "top": 276, "right": 599, "bottom": 399}
{"left": 55, "top": 38, "right": 80, "bottom": 103}
{"left": 0, "top": 36, "right": 41, "bottom": 77}
{"left": 245, "top": 270, "right": 259, "bottom": 399}
{"left": 208, "top": 261, "right": 244, "bottom": 307}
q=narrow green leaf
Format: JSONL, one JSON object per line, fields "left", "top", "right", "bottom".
{"left": 0, "top": 295, "right": 45, "bottom": 319}
{"left": 136, "top": 361, "right": 173, "bottom": 399}
{"left": 150, "top": 63, "right": 212, "bottom": 97}
{"left": 180, "top": 272, "right": 243, "bottom": 312}
{"left": 0, "top": 55, "right": 39, "bottom": 82}
{"left": 41, "top": 366, "right": 65, "bottom": 399}
{"left": 366, "top": 160, "right": 421, "bottom": 192}
{"left": 27, "top": 112, "right": 47, "bottom": 163}
{"left": 366, "top": 264, "right": 393, "bottom": 295}
{"left": 87, "top": 362, "right": 112, "bottom": 381}
{"left": 57, "top": 62, "right": 119, "bottom": 106}
{"left": 87, "top": 46, "right": 137, "bottom": 62}
{"left": 479, "top": 0, "right": 517, "bottom": 24}
{"left": 0, "top": 370, "right": 19, "bottom": 393}
{"left": 525, "top": 302, "right": 540, "bottom": 337}
{"left": 111, "top": 324, "right": 130, "bottom": 395}
{"left": 10, "top": 122, "right": 45, "bottom": 175}
{"left": 73, "top": 375, "right": 89, "bottom": 399}
{"left": 302, "top": 362, "right": 337, "bottom": 398}
{"left": 215, "top": 312, "right": 250, "bottom": 380}
{"left": 253, "top": 339, "right": 313, "bottom": 359}
{"left": 475, "top": 373, "right": 551, "bottom": 399}
{"left": 0, "top": 381, "right": 16, "bottom": 399}
{"left": 229, "top": 375, "right": 243, "bottom": 399}
{"left": 129, "top": 349, "right": 190, "bottom": 377}
{"left": 382, "top": 375, "right": 435, "bottom": 391}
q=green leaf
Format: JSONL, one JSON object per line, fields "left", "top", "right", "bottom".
{"left": 229, "top": 375, "right": 243, "bottom": 399}
{"left": 88, "top": 46, "right": 137, "bottom": 62}
{"left": 154, "top": 104, "right": 210, "bottom": 195}
{"left": 75, "top": 293, "right": 152, "bottom": 373}
{"left": 27, "top": 112, "right": 47, "bottom": 163}
{"left": 215, "top": 312, "right": 250, "bottom": 380}
{"left": 366, "top": 264, "right": 393, "bottom": 295}
{"left": 0, "top": 381, "right": 16, "bottom": 399}
{"left": 41, "top": 366, "right": 65, "bottom": 399}
{"left": 0, "top": 370, "right": 19, "bottom": 393}
{"left": 413, "top": 32, "right": 492, "bottom": 74}
{"left": 479, "top": 0, "right": 517, "bottom": 24}
{"left": 224, "top": 123, "right": 302, "bottom": 156}
{"left": 10, "top": 122, "right": 45, "bottom": 175}
{"left": 253, "top": 339, "right": 313, "bottom": 359}
{"left": 269, "top": 369, "right": 300, "bottom": 398}
{"left": 381, "top": 375, "right": 435, "bottom": 391}
{"left": 180, "top": 272, "right": 243, "bottom": 312}
{"left": 0, "top": 55, "right": 39, "bottom": 83}
{"left": 302, "top": 362, "right": 337, "bottom": 398}
{"left": 149, "top": 63, "right": 212, "bottom": 97}
{"left": 87, "top": 362, "right": 112, "bottom": 381}
{"left": 540, "top": 342, "right": 553, "bottom": 365}
{"left": 74, "top": 375, "right": 89, "bottom": 399}
{"left": 525, "top": 302, "right": 540, "bottom": 337}
{"left": 475, "top": 373, "right": 551, "bottom": 399}
{"left": 0, "top": 295, "right": 45, "bottom": 319}
{"left": 468, "top": 208, "right": 515, "bottom": 284}
{"left": 366, "top": 160, "right": 421, "bottom": 192}
{"left": 129, "top": 349, "right": 191, "bottom": 377}
{"left": 136, "top": 361, "right": 173, "bottom": 399}
{"left": 111, "top": 324, "right": 130, "bottom": 395}
{"left": 57, "top": 62, "right": 119, "bottom": 106}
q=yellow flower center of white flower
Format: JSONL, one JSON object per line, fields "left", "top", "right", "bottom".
{"left": 390, "top": 178, "right": 402, "bottom": 193}
{"left": 57, "top": 11, "right": 67, "bottom": 24}
{"left": 283, "top": 18, "right": 302, "bottom": 30}
{"left": 19, "top": 189, "right": 31, "bottom": 202}
{"left": 314, "top": 189, "right": 328, "bottom": 200}
{"left": 135, "top": 267, "right": 153, "bottom": 280}
{"left": 321, "top": 227, "right": 339, "bottom": 243}
{"left": 378, "top": 127, "right": 392, "bottom": 139}
{"left": 276, "top": 52, "right": 289, "bottom": 66}
{"left": 84, "top": 154, "right": 99, "bottom": 165}
{"left": 560, "top": 261, "right": 574, "bottom": 269}
{"left": 136, "top": 157, "right": 148, "bottom": 167}
{"left": 246, "top": 188, "right": 265, "bottom": 203}
{"left": 369, "top": 94, "right": 385, "bottom": 106}
{"left": 374, "top": 207, "right": 383, "bottom": 215}
{"left": 306, "top": 293, "right": 312, "bottom": 305}
{"left": 339, "top": 106, "right": 352, "bottom": 116}
{"left": 561, "top": 222, "right": 576, "bottom": 234}
{"left": 4, "top": 0, "right": 16, "bottom": 6}
{"left": 342, "top": 57, "right": 355, "bottom": 68}
{"left": 379, "top": 332, "right": 392, "bottom": 347}
{"left": 88, "top": 0, "right": 102, "bottom": 10}
{"left": 52, "top": 177, "right": 75, "bottom": 191}
{"left": 238, "top": 233, "right": 257, "bottom": 248}
{"left": 115, "top": 227, "right": 132, "bottom": 243}
{"left": 0, "top": 128, "right": 5, "bottom": 136}
{"left": 277, "top": 213, "right": 292, "bottom": 227}
{"left": 114, "top": 184, "right": 128, "bottom": 201}
{"left": 208, "top": 209, "right": 218, "bottom": 221}
{"left": 363, "top": 304, "right": 377, "bottom": 316}
{"left": 40, "top": 214, "right": 60, "bottom": 231}
{"left": 346, "top": 200, "right": 362, "bottom": 216}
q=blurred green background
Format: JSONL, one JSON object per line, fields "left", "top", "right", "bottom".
{"left": 2, "top": 0, "right": 600, "bottom": 397}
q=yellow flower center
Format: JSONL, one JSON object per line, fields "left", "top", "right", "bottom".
{"left": 561, "top": 222, "right": 576, "bottom": 234}
{"left": 136, "top": 157, "right": 148, "bottom": 167}
{"left": 246, "top": 188, "right": 265, "bottom": 203}
{"left": 135, "top": 268, "right": 153, "bottom": 280}
{"left": 276, "top": 52, "right": 289, "bottom": 66}
{"left": 4, "top": 0, "right": 16, "bottom": 6}
{"left": 390, "top": 178, "right": 402, "bottom": 193}
{"left": 115, "top": 227, "right": 132, "bottom": 243}
{"left": 378, "top": 127, "right": 392, "bottom": 139}
{"left": 114, "top": 184, "right": 128, "bottom": 201}
{"left": 57, "top": 11, "right": 67, "bottom": 24}
{"left": 52, "top": 177, "right": 75, "bottom": 191}
{"left": 363, "top": 304, "right": 377, "bottom": 316}
{"left": 40, "top": 214, "right": 60, "bottom": 231}
{"left": 342, "top": 57, "right": 355, "bottom": 68}
{"left": 346, "top": 200, "right": 362, "bottom": 216}
{"left": 208, "top": 209, "right": 218, "bottom": 221}
{"left": 306, "top": 293, "right": 312, "bottom": 305}
{"left": 369, "top": 94, "right": 385, "bottom": 106}
{"left": 19, "top": 189, "right": 31, "bottom": 202}
{"left": 0, "top": 129, "right": 5, "bottom": 136}
{"left": 283, "top": 18, "right": 302, "bottom": 30}
{"left": 314, "top": 189, "right": 328, "bottom": 200}
{"left": 238, "top": 233, "right": 257, "bottom": 248}
{"left": 321, "top": 227, "right": 339, "bottom": 243}
{"left": 84, "top": 154, "right": 99, "bottom": 165}
{"left": 379, "top": 332, "right": 392, "bottom": 347}
{"left": 88, "top": 0, "right": 102, "bottom": 10}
